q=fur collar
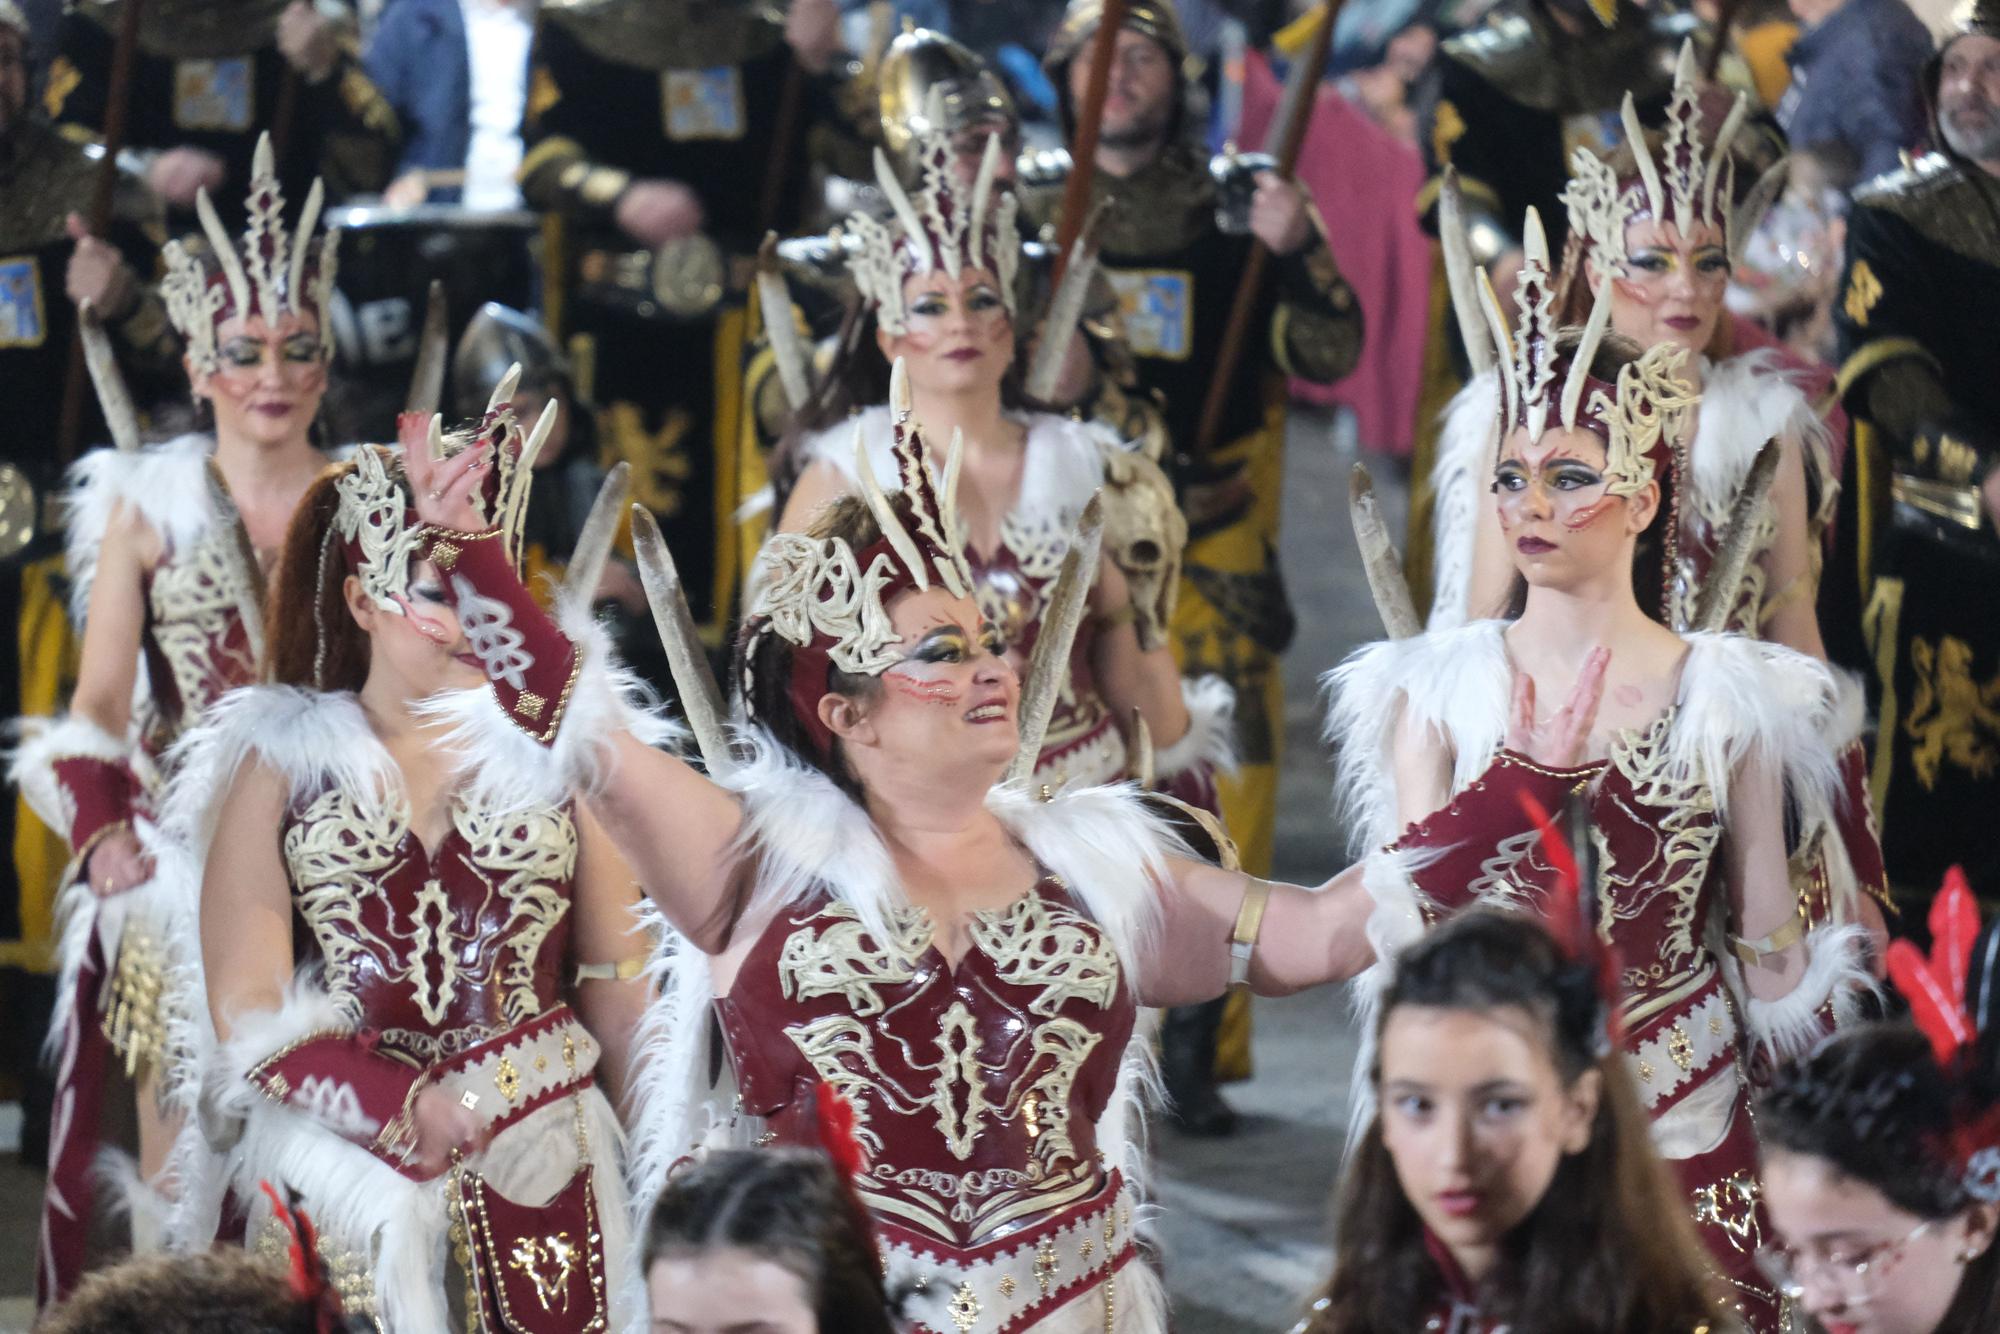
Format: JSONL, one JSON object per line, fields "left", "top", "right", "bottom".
{"left": 62, "top": 434, "right": 220, "bottom": 622}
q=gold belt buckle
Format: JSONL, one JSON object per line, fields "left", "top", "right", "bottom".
{"left": 0, "top": 463, "right": 39, "bottom": 560}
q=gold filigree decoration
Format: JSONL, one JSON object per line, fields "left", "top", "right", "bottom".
{"left": 1690, "top": 1171, "right": 1764, "bottom": 1255}
{"left": 507, "top": 1232, "right": 577, "bottom": 1313}
{"left": 948, "top": 1281, "right": 981, "bottom": 1332}
{"left": 148, "top": 520, "right": 260, "bottom": 732}
{"left": 1599, "top": 709, "right": 1721, "bottom": 985}
{"left": 1035, "top": 1238, "right": 1059, "bottom": 1297}
{"left": 285, "top": 786, "right": 577, "bottom": 1038}
{"left": 777, "top": 903, "right": 929, "bottom": 1018}
{"left": 966, "top": 892, "right": 1121, "bottom": 1017}
{"left": 1668, "top": 1025, "right": 1695, "bottom": 1071}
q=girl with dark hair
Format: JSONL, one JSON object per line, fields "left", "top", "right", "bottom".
{"left": 159, "top": 405, "right": 663, "bottom": 1330}
{"left": 9, "top": 134, "right": 335, "bottom": 1302}
{"left": 1757, "top": 873, "right": 2000, "bottom": 1334}
{"left": 646, "top": 1148, "right": 897, "bottom": 1334}
{"left": 1324, "top": 205, "right": 1874, "bottom": 1332}
{"left": 774, "top": 125, "right": 1229, "bottom": 805}
{"left": 404, "top": 380, "right": 1381, "bottom": 1330}
{"left": 1306, "top": 909, "right": 1725, "bottom": 1333}
{"left": 1428, "top": 45, "right": 1892, "bottom": 937}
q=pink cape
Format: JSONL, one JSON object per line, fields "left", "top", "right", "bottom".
{"left": 1239, "top": 50, "right": 1431, "bottom": 457}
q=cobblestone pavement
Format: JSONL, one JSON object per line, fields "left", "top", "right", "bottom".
{"left": 0, "top": 409, "right": 1410, "bottom": 1334}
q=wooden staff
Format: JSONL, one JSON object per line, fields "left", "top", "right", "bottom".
{"left": 56, "top": 0, "right": 147, "bottom": 466}
{"left": 758, "top": 57, "right": 809, "bottom": 236}
{"left": 1187, "top": 0, "right": 1338, "bottom": 464}
{"left": 1050, "top": 0, "right": 1129, "bottom": 288}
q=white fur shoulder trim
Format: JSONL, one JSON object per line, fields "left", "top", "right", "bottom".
{"left": 1154, "top": 674, "right": 1238, "bottom": 779}
{"left": 1321, "top": 621, "right": 1511, "bottom": 855}
{"left": 1689, "top": 352, "right": 1832, "bottom": 522}
{"left": 1426, "top": 371, "right": 1500, "bottom": 632}
{"left": 1670, "top": 633, "right": 1840, "bottom": 819}
{"left": 413, "top": 603, "right": 687, "bottom": 813}
{"left": 158, "top": 686, "right": 396, "bottom": 861}
{"left": 62, "top": 434, "right": 219, "bottom": 622}
{"left": 803, "top": 406, "right": 1114, "bottom": 526}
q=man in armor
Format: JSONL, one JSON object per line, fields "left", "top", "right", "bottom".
{"left": 41, "top": 0, "right": 400, "bottom": 234}
{"left": 519, "top": 0, "right": 868, "bottom": 650}
{"left": 1829, "top": 0, "right": 2000, "bottom": 906}
{"left": 1022, "top": 0, "right": 1362, "bottom": 1135}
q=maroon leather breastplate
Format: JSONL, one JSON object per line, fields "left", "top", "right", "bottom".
{"left": 141, "top": 524, "right": 258, "bottom": 746}
{"left": 1472, "top": 712, "right": 1724, "bottom": 1006}
{"left": 716, "top": 879, "right": 1135, "bottom": 1256}
{"left": 284, "top": 784, "right": 580, "bottom": 1065}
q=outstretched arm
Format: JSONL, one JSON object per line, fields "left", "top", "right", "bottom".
{"left": 1139, "top": 857, "right": 1376, "bottom": 1008}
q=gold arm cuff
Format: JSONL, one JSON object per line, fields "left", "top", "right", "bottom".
{"left": 1728, "top": 909, "right": 1809, "bottom": 966}
{"left": 1832, "top": 337, "right": 1934, "bottom": 401}
{"left": 573, "top": 955, "right": 647, "bottom": 983}
{"left": 1229, "top": 880, "right": 1273, "bottom": 988}
{"left": 1093, "top": 603, "right": 1137, "bottom": 633}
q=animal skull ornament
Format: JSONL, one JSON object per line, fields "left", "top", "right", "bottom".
{"left": 1097, "top": 447, "right": 1185, "bottom": 653}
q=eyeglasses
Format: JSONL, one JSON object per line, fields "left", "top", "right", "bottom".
{"left": 1754, "top": 1219, "right": 1936, "bottom": 1305}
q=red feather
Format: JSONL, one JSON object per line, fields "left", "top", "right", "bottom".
{"left": 1517, "top": 791, "right": 1581, "bottom": 956}
{"left": 1888, "top": 939, "right": 1975, "bottom": 1065}
{"left": 1930, "top": 866, "right": 1980, "bottom": 1009}
{"left": 813, "top": 1081, "right": 869, "bottom": 1181}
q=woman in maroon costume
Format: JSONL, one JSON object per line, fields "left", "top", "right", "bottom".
{"left": 1325, "top": 211, "right": 1875, "bottom": 1331}
{"left": 404, "top": 379, "right": 1381, "bottom": 1332}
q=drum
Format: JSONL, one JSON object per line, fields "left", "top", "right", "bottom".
{"left": 324, "top": 204, "right": 539, "bottom": 442}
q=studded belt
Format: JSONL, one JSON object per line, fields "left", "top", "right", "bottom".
{"left": 432, "top": 1006, "right": 600, "bottom": 1145}
{"left": 886, "top": 1169, "right": 1138, "bottom": 1334}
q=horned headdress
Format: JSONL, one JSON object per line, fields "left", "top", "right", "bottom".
{"left": 161, "top": 132, "right": 340, "bottom": 377}
{"left": 839, "top": 108, "right": 1020, "bottom": 336}
{"left": 1464, "top": 205, "right": 1698, "bottom": 496}
{"left": 744, "top": 358, "right": 976, "bottom": 756}
{"left": 327, "top": 369, "right": 553, "bottom": 624}
{"left": 1562, "top": 42, "right": 1767, "bottom": 272}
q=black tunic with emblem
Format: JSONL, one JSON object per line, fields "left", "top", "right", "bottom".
{"left": 520, "top": 6, "right": 866, "bottom": 636}
{"left": 0, "top": 115, "right": 160, "bottom": 954}
{"left": 1825, "top": 151, "right": 2000, "bottom": 904}
{"left": 42, "top": 0, "right": 399, "bottom": 234}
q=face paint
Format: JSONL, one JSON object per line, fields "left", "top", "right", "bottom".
{"left": 884, "top": 669, "right": 965, "bottom": 706}
{"left": 1561, "top": 495, "right": 1620, "bottom": 531}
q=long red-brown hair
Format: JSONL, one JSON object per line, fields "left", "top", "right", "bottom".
{"left": 264, "top": 451, "right": 399, "bottom": 694}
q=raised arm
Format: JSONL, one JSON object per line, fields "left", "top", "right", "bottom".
{"left": 1759, "top": 430, "right": 1829, "bottom": 662}
{"left": 405, "top": 434, "right": 751, "bottom": 954}
{"left": 1088, "top": 557, "right": 1191, "bottom": 747}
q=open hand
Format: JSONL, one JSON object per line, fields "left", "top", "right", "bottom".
{"left": 1505, "top": 646, "right": 1609, "bottom": 770}
{"left": 146, "top": 147, "right": 227, "bottom": 208}
{"left": 401, "top": 437, "right": 492, "bottom": 534}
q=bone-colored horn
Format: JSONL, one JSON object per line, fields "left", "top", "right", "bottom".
{"left": 1129, "top": 709, "right": 1157, "bottom": 790}
{"left": 403, "top": 280, "right": 449, "bottom": 417}
{"left": 1475, "top": 268, "right": 1516, "bottom": 429}
{"left": 1437, "top": 168, "right": 1496, "bottom": 378}
{"left": 853, "top": 420, "right": 930, "bottom": 591}
{"left": 562, "top": 462, "right": 630, "bottom": 616}
{"left": 520, "top": 398, "right": 558, "bottom": 473}
{"left": 631, "top": 504, "right": 733, "bottom": 773}
{"left": 1562, "top": 276, "right": 1616, "bottom": 431}
{"left": 1007, "top": 492, "right": 1104, "bottom": 785}
{"left": 288, "top": 175, "right": 325, "bottom": 318}
{"left": 1702, "top": 93, "right": 1750, "bottom": 222}
{"left": 487, "top": 362, "right": 523, "bottom": 415}
{"left": 428, "top": 412, "right": 447, "bottom": 462}
{"left": 969, "top": 131, "right": 1002, "bottom": 262}
{"left": 875, "top": 146, "right": 933, "bottom": 272}
{"left": 78, "top": 300, "right": 141, "bottom": 453}
{"left": 1350, "top": 463, "right": 1423, "bottom": 639}
{"left": 195, "top": 186, "right": 251, "bottom": 321}
{"left": 1621, "top": 94, "right": 1665, "bottom": 221}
